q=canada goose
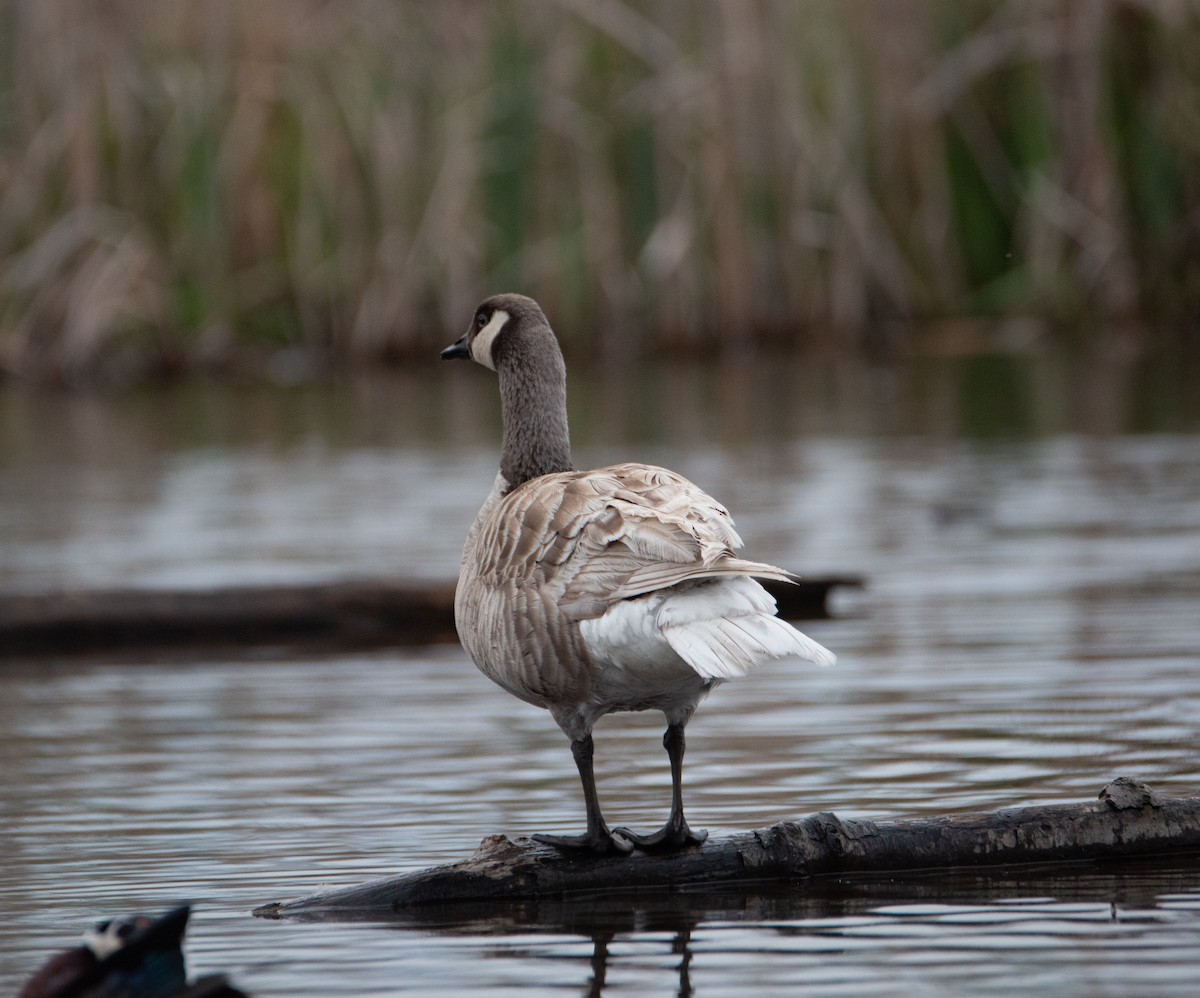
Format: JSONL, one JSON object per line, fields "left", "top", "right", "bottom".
{"left": 19, "top": 906, "right": 248, "bottom": 998}
{"left": 20, "top": 907, "right": 188, "bottom": 998}
{"left": 442, "top": 294, "right": 836, "bottom": 854}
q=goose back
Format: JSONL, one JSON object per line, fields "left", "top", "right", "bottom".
{"left": 454, "top": 460, "right": 817, "bottom": 719}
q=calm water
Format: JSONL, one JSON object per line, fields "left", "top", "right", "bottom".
{"left": 3, "top": 351, "right": 1200, "bottom": 995}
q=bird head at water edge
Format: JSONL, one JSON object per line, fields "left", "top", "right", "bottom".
{"left": 19, "top": 906, "right": 192, "bottom": 998}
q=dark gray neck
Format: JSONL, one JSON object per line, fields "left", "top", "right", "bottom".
{"left": 497, "top": 343, "right": 573, "bottom": 491}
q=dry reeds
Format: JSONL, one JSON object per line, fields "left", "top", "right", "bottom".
{"left": 0, "top": 0, "right": 1197, "bottom": 380}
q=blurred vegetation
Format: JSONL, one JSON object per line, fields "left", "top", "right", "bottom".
{"left": 0, "top": 0, "right": 1198, "bottom": 382}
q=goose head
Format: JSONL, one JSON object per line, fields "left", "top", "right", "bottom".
{"left": 440, "top": 293, "right": 556, "bottom": 372}
{"left": 83, "top": 905, "right": 190, "bottom": 964}
{"left": 82, "top": 914, "right": 156, "bottom": 959}
{"left": 21, "top": 907, "right": 192, "bottom": 998}
{"left": 441, "top": 293, "right": 572, "bottom": 489}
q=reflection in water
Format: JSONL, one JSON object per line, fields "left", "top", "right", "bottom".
{"left": 259, "top": 863, "right": 1200, "bottom": 996}
{"left": 581, "top": 927, "right": 688, "bottom": 998}
{"left": 2, "top": 350, "right": 1200, "bottom": 995}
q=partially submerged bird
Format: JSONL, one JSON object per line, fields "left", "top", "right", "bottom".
{"left": 20, "top": 906, "right": 189, "bottom": 998}
{"left": 442, "top": 293, "right": 836, "bottom": 855}
{"left": 20, "top": 906, "right": 247, "bottom": 998}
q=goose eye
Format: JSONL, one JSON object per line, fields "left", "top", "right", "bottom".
{"left": 475, "top": 311, "right": 488, "bottom": 329}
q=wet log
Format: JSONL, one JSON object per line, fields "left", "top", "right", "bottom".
{"left": 253, "top": 778, "right": 1200, "bottom": 919}
{"left": 0, "top": 580, "right": 459, "bottom": 656}
{"left": 0, "top": 575, "right": 861, "bottom": 657}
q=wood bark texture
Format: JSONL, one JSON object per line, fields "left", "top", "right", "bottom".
{"left": 254, "top": 778, "right": 1200, "bottom": 919}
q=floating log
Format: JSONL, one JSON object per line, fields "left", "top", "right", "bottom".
{"left": 0, "top": 575, "right": 861, "bottom": 657}
{"left": 253, "top": 778, "right": 1200, "bottom": 920}
{"left": 0, "top": 580, "right": 459, "bottom": 656}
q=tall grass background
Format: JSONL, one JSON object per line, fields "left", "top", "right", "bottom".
{"left": 0, "top": 0, "right": 1197, "bottom": 381}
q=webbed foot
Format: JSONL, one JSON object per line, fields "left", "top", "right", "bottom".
{"left": 612, "top": 821, "right": 708, "bottom": 852}
{"left": 532, "top": 828, "right": 635, "bottom": 855}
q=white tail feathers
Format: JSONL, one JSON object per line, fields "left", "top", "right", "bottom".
{"left": 663, "top": 614, "right": 836, "bottom": 679}
{"left": 658, "top": 577, "right": 837, "bottom": 680}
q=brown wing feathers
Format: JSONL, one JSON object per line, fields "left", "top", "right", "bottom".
{"left": 479, "top": 463, "right": 793, "bottom": 619}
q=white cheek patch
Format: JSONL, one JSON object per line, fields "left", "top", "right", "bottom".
{"left": 470, "top": 309, "right": 510, "bottom": 371}
{"left": 83, "top": 921, "right": 130, "bottom": 959}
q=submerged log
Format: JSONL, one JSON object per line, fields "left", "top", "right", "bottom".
{"left": 253, "top": 778, "right": 1200, "bottom": 920}
{"left": 0, "top": 575, "right": 861, "bottom": 657}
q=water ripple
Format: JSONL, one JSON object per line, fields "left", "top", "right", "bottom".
{"left": 4, "top": 434, "right": 1200, "bottom": 994}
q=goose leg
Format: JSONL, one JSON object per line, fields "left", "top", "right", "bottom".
{"left": 615, "top": 722, "right": 707, "bottom": 851}
{"left": 533, "top": 734, "right": 634, "bottom": 855}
